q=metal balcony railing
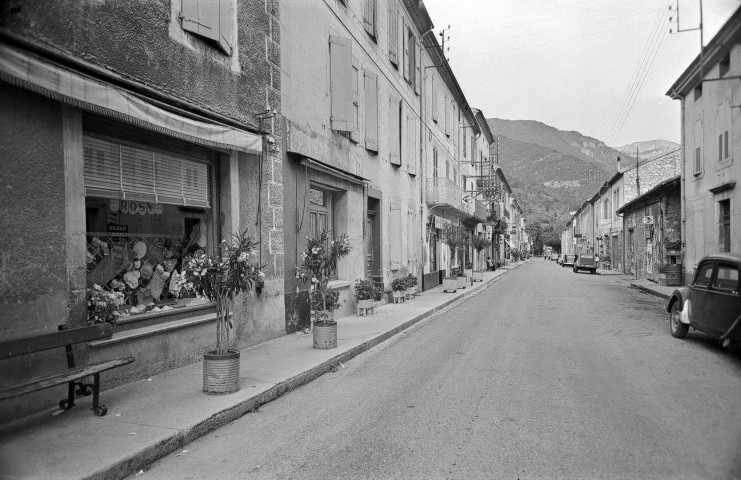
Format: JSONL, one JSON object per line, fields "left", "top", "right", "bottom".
{"left": 426, "top": 177, "right": 464, "bottom": 212}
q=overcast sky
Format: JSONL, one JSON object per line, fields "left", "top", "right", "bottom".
{"left": 422, "top": 0, "right": 741, "bottom": 147}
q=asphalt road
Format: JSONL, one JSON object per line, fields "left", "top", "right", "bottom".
{"left": 138, "top": 260, "right": 741, "bottom": 479}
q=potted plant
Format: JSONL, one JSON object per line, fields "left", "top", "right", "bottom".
{"left": 391, "top": 276, "right": 408, "bottom": 303}
{"left": 471, "top": 235, "right": 491, "bottom": 281}
{"left": 181, "top": 229, "right": 263, "bottom": 394}
{"left": 296, "top": 230, "right": 352, "bottom": 349}
{"left": 464, "top": 261, "right": 474, "bottom": 278}
{"left": 86, "top": 284, "right": 125, "bottom": 325}
{"left": 405, "top": 273, "right": 418, "bottom": 299}
{"left": 354, "top": 278, "right": 380, "bottom": 311}
{"left": 442, "top": 224, "right": 462, "bottom": 292}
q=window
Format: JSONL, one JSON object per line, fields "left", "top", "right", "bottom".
{"left": 720, "top": 199, "right": 731, "bottom": 252}
{"left": 613, "top": 188, "right": 620, "bottom": 218}
{"left": 713, "top": 264, "right": 738, "bottom": 293}
{"left": 694, "top": 262, "right": 714, "bottom": 288}
{"left": 309, "top": 187, "right": 333, "bottom": 237}
{"left": 83, "top": 135, "right": 215, "bottom": 310}
{"left": 407, "top": 26, "right": 416, "bottom": 89}
{"left": 363, "top": 0, "right": 377, "bottom": 39}
{"left": 445, "top": 158, "right": 450, "bottom": 180}
{"left": 181, "top": 0, "right": 234, "bottom": 56}
{"left": 364, "top": 70, "right": 378, "bottom": 152}
{"left": 432, "top": 147, "right": 439, "bottom": 178}
{"left": 329, "top": 36, "right": 353, "bottom": 133}
{"left": 431, "top": 75, "right": 438, "bottom": 123}
{"left": 387, "top": 0, "right": 398, "bottom": 66}
{"left": 725, "top": 131, "right": 730, "bottom": 160}
{"left": 463, "top": 132, "right": 467, "bottom": 158}
{"left": 719, "top": 134, "right": 724, "bottom": 162}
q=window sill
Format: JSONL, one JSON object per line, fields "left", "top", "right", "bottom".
{"left": 89, "top": 310, "right": 221, "bottom": 348}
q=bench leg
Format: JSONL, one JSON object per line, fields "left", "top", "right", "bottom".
{"left": 59, "top": 382, "right": 77, "bottom": 410}
{"left": 91, "top": 373, "right": 107, "bottom": 416}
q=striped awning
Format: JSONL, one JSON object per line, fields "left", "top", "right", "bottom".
{"left": 0, "top": 44, "right": 262, "bottom": 154}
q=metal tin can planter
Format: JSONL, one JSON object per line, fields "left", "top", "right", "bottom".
{"left": 203, "top": 350, "right": 240, "bottom": 394}
{"left": 313, "top": 322, "right": 337, "bottom": 349}
{"left": 472, "top": 271, "right": 484, "bottom": 282}
{"left": 456, "top": 276, "right": 468, "bottom": 289}
{"left": 443, "top": 277, "right": 457, "bottom": 292}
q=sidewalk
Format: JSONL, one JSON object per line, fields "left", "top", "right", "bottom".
{"left": 0, "top": 263, "right": 526, "bottom": 480}
{"left": 629, "top": 277, "right": 676, "bottom": 300}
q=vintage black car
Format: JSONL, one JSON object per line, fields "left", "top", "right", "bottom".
{"left": 667, "top": 253, "right": 741, "bottom": 348}
{"left": 573, "top": 253, "right": 597, "bottom": 274}
{"left": 561, "top": 254, "right": 576, "bottom": 267}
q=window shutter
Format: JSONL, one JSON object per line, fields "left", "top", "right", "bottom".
{"left": 217, "top": 0, "right": 234, "bottom": 55}
{"left": 431, "top": 76, "right": 438, "bottom": 123}
{"left": 363, "top": 0, "right": 376, "bottom": 37}
{"left": 351, "top": 56, "right": 361, "bottom": 142}
{"left": 330, "top": 35, "right": 353, "bottom": 132}
{"left": 83, "top": 136, "right": 210, "bottom": 207}
{"left": 389, "top": 96, "right": 401, "bottom": 165}
{"left": 181, "top": 0, "right": 219, "bottom": 44}
{"left": 407, "top": 112, "right": 417, "bottom": 175}
{"left": 364, "top": 70, "right": 379, "bottom": 152}
{"left": 444, "top": 95, "right": 450, "bottom": 136}
{"left": 414, "top": 36, "right": 421, "bottom": 94}
{"left": 408, "top": 30, "right": 416, "bottom": 89}
{"left": 402, "top": 17, "right": 409, "bottom": 81}
{"left": 388, "top": 0, "right": 398, "bottom": 65}
{"left": 389, "top": 201, "right": 401, "bottom": 270}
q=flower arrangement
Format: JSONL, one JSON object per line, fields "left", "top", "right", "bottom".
{"left": 181, "top": 229, "right": 264, "bottom": 356}
{"left": 354, "top": 278, "right": 382, "bottom": 301}
{"left": 296, "top": 230, "right": 352, "bottom": 329}
{"left": 405, "top": 273, "right": 419, "bottom": 288}
{"left": 391, "top": 276, "right": 409, "bottom": 292}
{"left": 87, "top": 284, "right": 125, "bottom": 325}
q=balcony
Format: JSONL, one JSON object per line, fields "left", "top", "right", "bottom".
{"left": 426, "top": 177, "right": 473, "bottom": 219}
{"left": 474, "top": 200, "right": 487, "bottom": 221}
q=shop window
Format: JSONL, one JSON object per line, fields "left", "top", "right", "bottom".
{"left": 719, "top": 199, "right": 731, "bottom": 252}
{"left": 309, "top": 186, "right": 337, "bottom": 278}
{"left": 83, "top": 135, "right": 215, "bottom": 314}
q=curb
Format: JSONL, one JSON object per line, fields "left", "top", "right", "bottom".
{"left": 94, "top": 269, "right": 513, "bottom": 479}
{"left": 630, "top": 283, "right": 671, "bottom": 301}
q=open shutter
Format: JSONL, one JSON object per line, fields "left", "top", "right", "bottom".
{"left": 408, "top": 31, "right": 416, "bottom": 89}
{"left": 363, "top": 0, "right": 376, "bottom": 37}
{"left": 406, "top": 111, "right": 417, "bottom": 175}
{"left": 389, "top": 96, "right": 401, "bottom": 165}
{"left": 217, "top": 0, "right": 233, "bottom": 55}
{"left": 389, "top": 201, "right": 401, "bottom": 270}
{"left": 364, "top": 70, "right": 378, "bottom": 152}
{"left": 444, "top": 95, "right": 450, "bottom": 136}
{"left": 402, "top": 18, "right": 409, "bottom": 81}
{"left": 388, "top": 0, "right": 398, "bottom": 65}
{"left": 431, "top": 76, "right": 438, "bottom": 123}
{"left": 414, "top": 36, "right": 421, "bottom": 94}
{"left": 330, "top": 35, "right": 353, "bottom": 132}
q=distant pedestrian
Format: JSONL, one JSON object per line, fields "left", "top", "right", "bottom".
{"left": 486, "top": 257, "right": 495, "bottom": 271}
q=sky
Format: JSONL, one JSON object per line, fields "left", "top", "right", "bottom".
{"left": 422, "top": 0, "right": 741, "bottom": 147}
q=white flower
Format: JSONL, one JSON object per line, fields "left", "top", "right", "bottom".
{"left": 311, "top": 247, "right": 319, "bottom": 254}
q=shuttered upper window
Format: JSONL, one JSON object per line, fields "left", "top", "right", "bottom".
{"left": 363, "top": 0, "right": 377, "bottom": 39}
{"left": 330, "top": 35, "right": 354, "bottom": 133}
{"left": 388, "top": 0, "right": 399, "bottom": 66}
{"left": 364, "top": 70, "right": 379, "bottom": 152}
{"left": 181, "top": 0, "right": 234, "bottom": 56}
{"left": 83, "top": 136, "right": 211, "bottom": 208}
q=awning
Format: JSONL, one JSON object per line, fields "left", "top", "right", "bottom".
{"left": 505, "top": 239, "right": 515, "bottom": 249}
{"left": 0, "top": 44, "right": 262, "bottom": 154}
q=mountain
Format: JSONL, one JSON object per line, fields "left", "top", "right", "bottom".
{"left": 615, "top": 140, "right": 680, "bottom": 161}
{"left": 485, "top": 118, "right": 644, "bottom": 248}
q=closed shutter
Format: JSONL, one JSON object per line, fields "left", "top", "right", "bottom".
{"left": 408, "top": 31, "right": 416, "bottom": 90}
{"left": 83, "top": 136, "right": 211, "bottom": 207}
{"left": 389, "top": 96, "right": 401, "bottom": 165}
{"left": 407, "top": 112, "right": 417, "bottom": 175}
{"left": 364, "top": 70, "right": 378, "bottom": 152}
{"left": 389, "top": 201, "right": 401, "bottom": 270}
{"left": 217, "top": 0, "right": 234, "bottom": 55}
{"left": 330, "top": 35, "right": 353, "bottom": 132}
{"left": 388, "top": 0, "right": 398, "bottom": 65}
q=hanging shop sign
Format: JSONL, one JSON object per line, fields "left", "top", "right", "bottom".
{"left": 107, "top": 224, "right": 128, "bottom": 237}
{"left": 486, "top": 225, "right": 492, "bottom": 240}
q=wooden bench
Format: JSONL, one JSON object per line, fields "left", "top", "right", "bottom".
{"left": 0, "top": 323, "right": 134, "bottom": 416}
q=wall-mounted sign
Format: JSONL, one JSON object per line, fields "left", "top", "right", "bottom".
{"left": 642, "top": 216, "right": 654, "bottom": 225}
{"left": 110, "top": 199, "right": 164, "bottom": 216}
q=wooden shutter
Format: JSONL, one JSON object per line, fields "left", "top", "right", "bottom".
{"left": 407, "top": 112, "right": 417, "bottom": 175}
{"left": 388, "top": 0, "right": 398, "bottom": 65}
{"left": 431, "top": 76, "right": 438, "bottom": 123}
{"left": 330, "top": 35, "right": 353, "bottom": 132}
{"left": 389, "top": 201, "right": 401, "bottom": 270}
{"left": 402, "top": 17, "right": 409, "bottom": 81}
{"left": 364, "top": 70, "right": 378, "bottom": 152}
{"left": 363, "top": 0, "right": 376, "bottom": 37}
{"left": 408, "top": 31, "right": 416, "bottom": 89}
{"left": 181, "top": 0, "right": 232, "bottom": 56}
{"left": 414, "top": 36, "right": 421, "bottom": 94}
{"left": 217, "top": 0, "right": 233, "bottom": 55}
{"left": 83, "top": 136, "right": 210, "bottom": 207}
{"left": 389, "top": 96, "right": 401, "bottom": 165}
{"left": 444, "top": 95, "right": 450, "bottom": 136}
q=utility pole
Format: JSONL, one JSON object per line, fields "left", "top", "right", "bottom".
{"left": 439, "top": 25, "right": 450, "bottom": 61}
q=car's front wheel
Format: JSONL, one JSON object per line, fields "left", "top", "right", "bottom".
{"left": 669, "top": 301, "right": 689, "bottom": 338}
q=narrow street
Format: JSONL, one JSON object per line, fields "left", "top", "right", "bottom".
{"left": 140, "top": 261, "right": 741, "bottom": 479}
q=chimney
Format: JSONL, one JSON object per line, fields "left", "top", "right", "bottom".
{"left": 616, "top": 156, "right": 621, "bottom": 172}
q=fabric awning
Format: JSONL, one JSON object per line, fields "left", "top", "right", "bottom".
{"left": 0, "top": 44, "right": 262, "bottom": 154}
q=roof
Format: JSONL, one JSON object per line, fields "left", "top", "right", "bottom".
{"left": 472, "top": 108, "right": 494, "bottom": 144}
{"left": 666, "top": 5, "right": 741, "bottom": 98}
{"left": 698, "top": 253, "right": 741, "bottom": 264}
{"left": 616, "top": 175, "right": 680, "bottom": 215}
{"left": 401, "top": 0, "right": 434, "bottom": 36}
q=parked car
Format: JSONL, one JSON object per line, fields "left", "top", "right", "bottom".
{"left": 573, "top": 253, "right": 596, "bottom": 274}
{"left": 667, "top": 253, "right": 741, "bottom": 348}
{"left": 550, "top": 253, "right": 559, "bottom": 262}
{"left": 562, "top": 254, "right": 576, "bottom": 267}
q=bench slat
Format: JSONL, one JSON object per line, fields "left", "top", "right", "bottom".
{"left": 0, "top": 356, "right": 134, "bottom": 400}
{"left": 0, "top": 324, "right": 114, "bottom": 358}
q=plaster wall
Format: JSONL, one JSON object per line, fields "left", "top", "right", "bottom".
{"left": 680, "top": 43, "right": 741, "bottom": 279}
